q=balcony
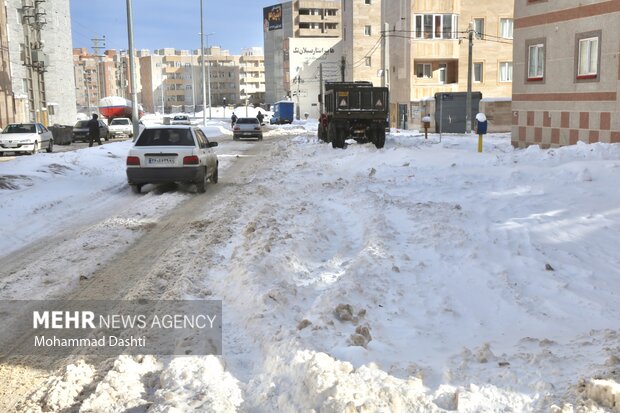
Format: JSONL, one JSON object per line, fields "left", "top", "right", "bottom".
{"left": 296, "top": 28, "right": 324, "bottom": 37}
{"left": 411, "top": 40, "right": 459, "bottom": 60}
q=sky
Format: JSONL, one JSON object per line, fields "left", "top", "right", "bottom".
{"left": 70, "top": 0, "right": 279, "bottom": 54}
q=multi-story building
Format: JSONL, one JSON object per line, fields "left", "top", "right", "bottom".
{"left": 512, "top": 0, "right": 620, "bottom": 148}
{"left": 342, "top": 0, "right": 384, "bottom": 88}
{"left": 263, "top": 0, "right": 342, "bottom": 115}
{"left": 139, "top": 47, "right": 255, "bottom": 114}
{"left": 239, "top": 47, "right": 266, "bottom": 105}
{"left": 5, "top": 0, "right": 76, "bottom": 125}
{"left": 74, "top": 48, "right": 142, "bottom": 116}
{"left": 0, "top": 3, "right": 16, "bottom": 128}
{"left": 384, "top": 0, "right": 514, "bottom": 129}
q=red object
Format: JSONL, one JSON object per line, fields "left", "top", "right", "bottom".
{"left": 183, "top": 155, "right": 199, "bottom": 165}
{"left": 126, "top": 156, "right": 140, "bottom": 166}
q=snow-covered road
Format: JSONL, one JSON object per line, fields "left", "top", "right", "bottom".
{"left": 1, "top": 121, "right": 620, "bottom": 412}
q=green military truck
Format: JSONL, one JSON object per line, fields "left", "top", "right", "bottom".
{"left": 318, "top": 81, "right": 389, "bottom": 149}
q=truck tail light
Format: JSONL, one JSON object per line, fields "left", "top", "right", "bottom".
{"left": 126, "top": 156, "right": 140, "bottom": 166}
{"left": 183, "top": 155, "right": 199, "bottom": 165}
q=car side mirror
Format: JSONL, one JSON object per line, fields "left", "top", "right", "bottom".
{"left": 208, "top": 142, "right": 218, "bottom": 148}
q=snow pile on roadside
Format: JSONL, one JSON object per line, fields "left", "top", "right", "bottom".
{"left": 12, "top": 125, "right": 620, "bottom": 412}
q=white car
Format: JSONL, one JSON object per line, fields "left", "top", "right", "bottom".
{"left": 126, "top": 125, "right": 219, "bottom": 194}
{"left": 0, "top": 123, "right": 53, "bottom": 155}
{"left": 108, "top": 117, "right": 133, "bottom": 138}
{"left": 170, "top": 114, "right": 191, "bottom": 125}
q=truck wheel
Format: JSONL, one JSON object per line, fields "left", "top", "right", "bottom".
{"left": 328, "top": 124, "right": 338, "bottom": 147}
{"left": 374, "top": 127, "right": 386, "bottom": 149}
{"left": 332, "top": 128, "right": 345, "bottom": 149}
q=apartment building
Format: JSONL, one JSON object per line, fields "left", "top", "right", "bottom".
{"left": 5, "top": 0, "right": 76, "bottom": 125}
{"left": 139, "top": 47, "right": 260, "bottom": 114}
{"left": 263, "top": 0, "right": 342, "bottom": 113}
{"left": 239, "top": 47, "right": 266, "bottom": 105}
{"left": 512, "top": 0, "right": 620, "bottom": 148}
{"left": 0, "top": 3, "right": 16, "bottom": 128}
{"left": 342, "top": 0, "right": 384, "bottom": 88}
{"left": 384, "top": 0, "right": 513, "bottom": 130}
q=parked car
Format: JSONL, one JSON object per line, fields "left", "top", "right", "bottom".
{"left": 0, "top": 123, "right": 53, "bottom": 155}
{"left": 72, "top": 119, "right": 110, "bottom": 142}
{"left": 233, "top": 118, "right": 263, "bottom": 141}
{"left": 108, "top": 117, "right": 133, "bottom": 138}
{"left": 126, "top": 125, "right": 219, "bottom": 194}
{"left": 171, "top": 114, "right": 191, "bottom": 125}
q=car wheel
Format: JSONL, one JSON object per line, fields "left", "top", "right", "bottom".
{"left": 31, "top": 141, "right": 38, "bottom": 155}
{"left": 196, "top": 168, "right": 207, "bottom": 193}
{"left": 211, "top": 164, "right": 219, "bottom": 184}
{"left": 130, "top": 184, "right": 142, "bottom": 194}
{"left": 258, "top": 136, "right": 263, "bottom": 141}
{"left": 46, "top": 139, "right": 54, "bottom": 153}
{"left": 104, "top": 133, "right": 110, "bottom": 142}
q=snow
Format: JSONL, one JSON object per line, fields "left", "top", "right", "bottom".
{"left": 3, "top": 123, "right": 620, "bottom": 412}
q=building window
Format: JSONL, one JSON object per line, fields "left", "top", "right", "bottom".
{"left": 528, "top": 43, "right": 545, "bottom": 80}
{"left": 500, "top": 18, "right": 513, "bottom": 39}
{"left": 365, "top": 57, "right": 372, "bottom": 67}
{"left": 439, "top": 63, "right": 447, "bottom": 83}
{"left": 473, "top": 18, "right": 484, "bottom": 40}
{"left": 414, "top": 14, "right": 458, "bottom": 39}
{"left": 499, "top": 62, "right": 512, "bottom": 82}
{"left": 364, "top": 25, "right": 372, "bottom": 36}
{"left": 365, "top": 0, "right": 371, "bottom": 4}
{"left": 578, "top": 37, "right": 599, "bottom": 78}
{"left": 416, "top": 63, "right": 432, "bottom": 79}
{"left": 473, "top": 62, "right": 483, "bottom": 82}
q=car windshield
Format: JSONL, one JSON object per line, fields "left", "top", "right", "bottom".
{"left": 110, "top": 119, "right": 130, "bottom": 125}
{"left": 236, "top": 118, "right": 259, "bottom": 124}
{"left": 2, "top": 124, "right": 36, "bottom": 134}
{"left": 75, "top": 121, "right": 89, "bottom": 128}
{"left": 174, "top": 116, "right": 188, "bottom": 120}
{"left": 135, "top": 128, "right": 194, "bottom": 146}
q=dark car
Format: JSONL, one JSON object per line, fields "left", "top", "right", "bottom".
{"left": 233, "top": 118, "right": 263, "bottom": 141}
{"left": 72, "top": 120, "right": 110, "bottom": 142}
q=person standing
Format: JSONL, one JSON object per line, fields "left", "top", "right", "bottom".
{"left": 231, "top": 112, "right": 238, "bottom": 128}
{"left": 256, "top": 110, "right": 264, "bottom": 125}
{"left": 88, "top": 114, "right": 102, "bottom": 147}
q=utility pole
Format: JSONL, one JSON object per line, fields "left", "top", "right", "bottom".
{"left": 383, "top": 22, "right": 390, "bottom": 88}
{"left": 340, "top": 56, "right": 346, "bottom": 82}
{"left": 319, "top": 63, "right": 324, "bottom": 114}
{"left": 126, "top": 0, "right": 140, "bottom": 139}
{"left": 200, "top": 0, "right": 207, "bottom": 125}
{"left": 91, "top": 36, "right": 106, "bottom": 105}
{"left": 205, "top": 33, "right": 214, "bottom": 120}
{"left": 465, "top": 21, "right": 474, "bottom": 134}
{"left": 295, "top": 69, "right": 301, "bottom": 120}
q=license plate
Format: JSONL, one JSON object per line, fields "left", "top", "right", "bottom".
{"left": 4, "top": 144, "right": 17, "bottom": 148}
{"left": 243, "top": 132, "right": 252, "bottom": 135}
{"left": 146, "top": 156, "right": 176, "bottom": 166}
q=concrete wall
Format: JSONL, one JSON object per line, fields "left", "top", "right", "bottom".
{"left": 512, "top": 0, "right": 620, "bottom": 147}
{"left": 288, "top": 37, "right": 342, "bottom": 118}
{"left": 264, "top": 3, "right": 294, "bottom": 104}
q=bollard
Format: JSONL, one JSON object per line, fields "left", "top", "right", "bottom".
{"left": 475, "top": 113, "right": 487, "bottom": 153}
{"left": 422, "top": 115, "right": 431, "bottom": 140}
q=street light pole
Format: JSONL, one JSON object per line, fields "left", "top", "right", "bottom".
{"left": 126, "top": 0, "right": 140, "bottom": 139}
{"left": 206, "top": 33, "right": 214, "bottom": 120}
{"left": 200, "top": 0, "right": 207, "bottom": 126}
